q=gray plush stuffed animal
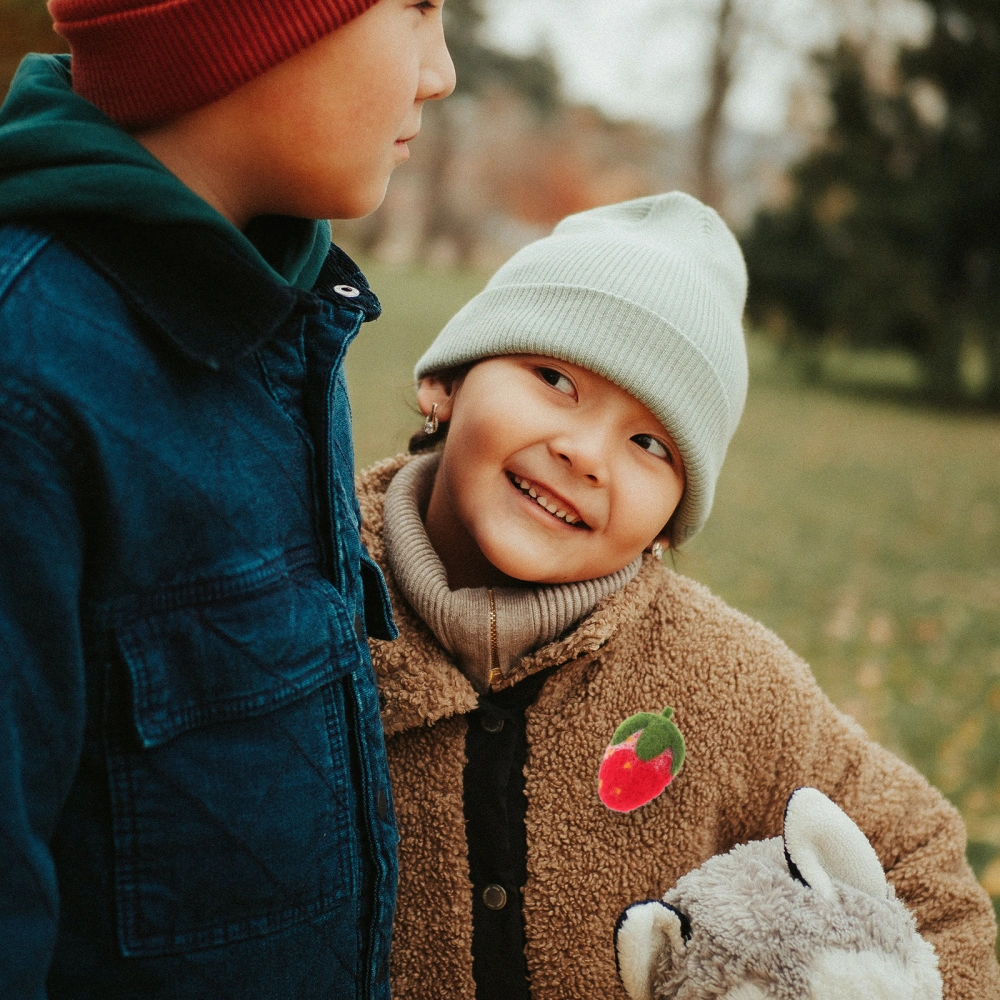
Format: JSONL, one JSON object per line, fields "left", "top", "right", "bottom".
{"left": 614, "top": 787, "right": 942, "bottom": 1000}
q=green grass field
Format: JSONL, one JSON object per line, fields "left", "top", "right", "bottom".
{"left": 345, "top": 260, "right": 1000, "bottom": 928}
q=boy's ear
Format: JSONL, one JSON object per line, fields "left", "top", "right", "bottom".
{"left": 416, "top": 376, "right": 456, "bottom": 422}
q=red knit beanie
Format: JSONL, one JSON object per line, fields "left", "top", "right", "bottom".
{"left": 48, "top": 0, "right": 382, "bottom": 130}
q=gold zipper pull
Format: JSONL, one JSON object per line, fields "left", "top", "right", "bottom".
{"left": 487, "top": 588, "right": 502, "bottom": 688}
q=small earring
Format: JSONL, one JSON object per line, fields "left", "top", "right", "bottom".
{"left": 423, "top": 402, "right": 439, "bottom": 436}
{"left": 651, "top": 541, "right": 664, "bottom": 559}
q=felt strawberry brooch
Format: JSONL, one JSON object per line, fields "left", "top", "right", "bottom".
{"left": 598, "top": 707, "right": 685, "bottom": 813}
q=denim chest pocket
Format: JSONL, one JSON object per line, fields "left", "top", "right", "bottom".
{"left": 107, "top": 574, "right": 363, "bottom": 957}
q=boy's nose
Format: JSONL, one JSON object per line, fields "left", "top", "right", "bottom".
{"left": 419, "top": 19, "right": 457, "bottom": 102}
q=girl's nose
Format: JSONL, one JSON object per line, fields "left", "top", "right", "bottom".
{"left": 419, "top": 21, "right": 457, "bottom": 103}
{"left": 552, "top": 426, "right": 611, "bottom": 485}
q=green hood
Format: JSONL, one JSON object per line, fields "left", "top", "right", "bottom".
{"left": 0, "top": 54, "right": 331, "bottom": 290}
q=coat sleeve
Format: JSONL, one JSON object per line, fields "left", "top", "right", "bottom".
{"left": 0, "top": 400, "right": 86, "bottom": 999}
{"left": 736, "top": 631, "right": 1000, "bottom": 1000}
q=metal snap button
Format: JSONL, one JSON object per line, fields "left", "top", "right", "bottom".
{"left": 377, "top": 789, "right": 389, "bottom": 822}
{"left": 480, "top": 714, "right": 504, "bottom": 733}
{"left": 482, "top": 884, "right": 507, "bottom": 910}
{"left": 333, "top": 284, "right": 360, "bottom": 298}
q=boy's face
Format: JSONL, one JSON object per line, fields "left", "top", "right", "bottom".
{"left": 419, "top": 356, "right": 685, "bottom": 587}
{"left": 175, "top": 0, "right": 455, "bottom": 222}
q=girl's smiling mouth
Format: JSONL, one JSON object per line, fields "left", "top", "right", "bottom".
{"left": 506, "top": 472, "right": 590, "bottom": 529}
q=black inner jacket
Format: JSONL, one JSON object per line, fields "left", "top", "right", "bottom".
{"left": 464, "top": 665, "right": 559, "bottom": 999}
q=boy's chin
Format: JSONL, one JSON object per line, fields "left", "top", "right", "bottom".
{"left": 331, "top": 185, "right": 390, "bottom": 221}
{"left": 325, "top": 175, "right": 392, "bottom": 221}
{"left": 277, "top": 177, "right": 390, "bottom": 224}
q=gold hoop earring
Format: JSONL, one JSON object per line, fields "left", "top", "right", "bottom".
{"left": 651, "top": 541, "right": 665, "bottom": 560}
{"left": 423, "top": 402, "right": 439, "bottom": 436}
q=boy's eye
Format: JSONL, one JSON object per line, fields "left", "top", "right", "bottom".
{"left": 537, "top": 367, "right": 575, "bottom": 395}
{"left": 632, "top": 434, "right": 674, "bottom": 464}
{"left": 414, "top": 0, "right": 438, "bottom": 10}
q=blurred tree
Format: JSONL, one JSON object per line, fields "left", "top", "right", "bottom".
{"left": 900, "top": 0, "right": 1000, "bottom": 405}
{"left": 744, "top": 2, "right": 1000, "bottom": 406}
{"left": 1, "top": 0, "right": 66, "bottom": 103}
{"left": 695, "top": 0, "right": 738, "bottom": 212}
{"left": 355, "top": 0, "right": 560, "bottom": 263}
{"left": 421, "top": 0, "right": 559, "bottom": 262}
{"left": 645, "top": 0, "right": 813, "bottom": 216}
{"left": 443, "top": 0, "right": 559, "bottom": 111}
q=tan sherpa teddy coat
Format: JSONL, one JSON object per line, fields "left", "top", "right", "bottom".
{"left": 358, "top": 455, "right": 1000, "bottom": 1000}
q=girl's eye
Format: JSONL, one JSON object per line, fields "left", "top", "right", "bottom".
{"left": 414, "top": 0, "right": 438, "bottom": 10}
{"left": 632, "top": 434, "right": 674, "bottom": 464}
{"left": 538, "top": 367, "right": 575, "bottom": 396}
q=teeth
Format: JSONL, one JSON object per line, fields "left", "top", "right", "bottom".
{"left": 511, "top": 472, "right": 583, "bottom": 527}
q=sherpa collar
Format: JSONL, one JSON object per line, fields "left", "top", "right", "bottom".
{"left": 356, "top": 453, "right": 664, "bottom": 736}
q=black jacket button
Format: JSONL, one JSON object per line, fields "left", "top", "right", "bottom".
{"left": 482, "top": 884, "right": 507, "bottom": 910}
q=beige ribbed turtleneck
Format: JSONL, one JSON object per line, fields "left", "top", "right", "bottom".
{"left": 383, "top": 452, "right": 641, "bottom": 693}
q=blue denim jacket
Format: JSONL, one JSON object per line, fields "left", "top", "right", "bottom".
{"left": 0, "top": 215, "right": 398, "bottom": 999}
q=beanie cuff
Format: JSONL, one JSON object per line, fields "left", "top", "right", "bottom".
{"left": 49, "top": 0, "right": 378, "bottom": 129}
{"left": 416, "top": 282, "right": 743, "bottom": 546}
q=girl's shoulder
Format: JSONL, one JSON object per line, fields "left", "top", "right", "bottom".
{"left": 609, "top": 561, "right": 800, "bottom": 660}
{"left": 596, "top": 562, "right": 820, "bottom": 707}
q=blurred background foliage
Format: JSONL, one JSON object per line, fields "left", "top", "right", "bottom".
{"left": 746, "top": 0, "right": 1000, "bottom": 406}
{"left": 3, "top": 0, "right": 998, "bottom": 941}
{"left": 1, "top": 0, "right": 66, "bottom": 88}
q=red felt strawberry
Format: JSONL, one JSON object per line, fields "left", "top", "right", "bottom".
{"left": 598, "top": 707, "right": 685, "bottom": 813}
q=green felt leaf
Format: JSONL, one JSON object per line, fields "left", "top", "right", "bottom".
{"left": 611, "top": 713, "right": 658, "bottom": 745}
{"left": 667, "top": 726, "right": 686, "bottom": 775}
{"left": 635, "top": 717, "right": 686, "bottom": 773}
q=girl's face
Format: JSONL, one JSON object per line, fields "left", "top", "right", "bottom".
{"left": 418, "top": 356, "right": 685, "bottom": 587}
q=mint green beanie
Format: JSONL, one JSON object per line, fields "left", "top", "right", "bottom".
{"left": 414, "top": 192, "right": 749, "bottom": 547}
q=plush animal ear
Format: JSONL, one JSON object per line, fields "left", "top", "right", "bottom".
{"left": 614, "top": 899, "right": 688, "bottom": 1000}
{"left": 783, "top": 787, "right": 888, "bottom": 901}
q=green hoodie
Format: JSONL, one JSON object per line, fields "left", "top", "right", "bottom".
{"left": 0, "top": 54, "right": 331, "bottom": 291}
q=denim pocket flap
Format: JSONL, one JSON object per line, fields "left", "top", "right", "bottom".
{"left": 117, "top": 575, "right": 358, "bottom": 748}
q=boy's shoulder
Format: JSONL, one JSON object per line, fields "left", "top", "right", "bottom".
{"left": 0, "top": 221, "right": 139, "bottom": 352}
{"left": 0, "top": 222, "right": 146, "bottom": 445}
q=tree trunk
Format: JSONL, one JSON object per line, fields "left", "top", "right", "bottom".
{"left": 419, "top": 101, "right": 476, "bottom": 266}
{"left": 695, "top": 0, "right": 737, "bottom": 213}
